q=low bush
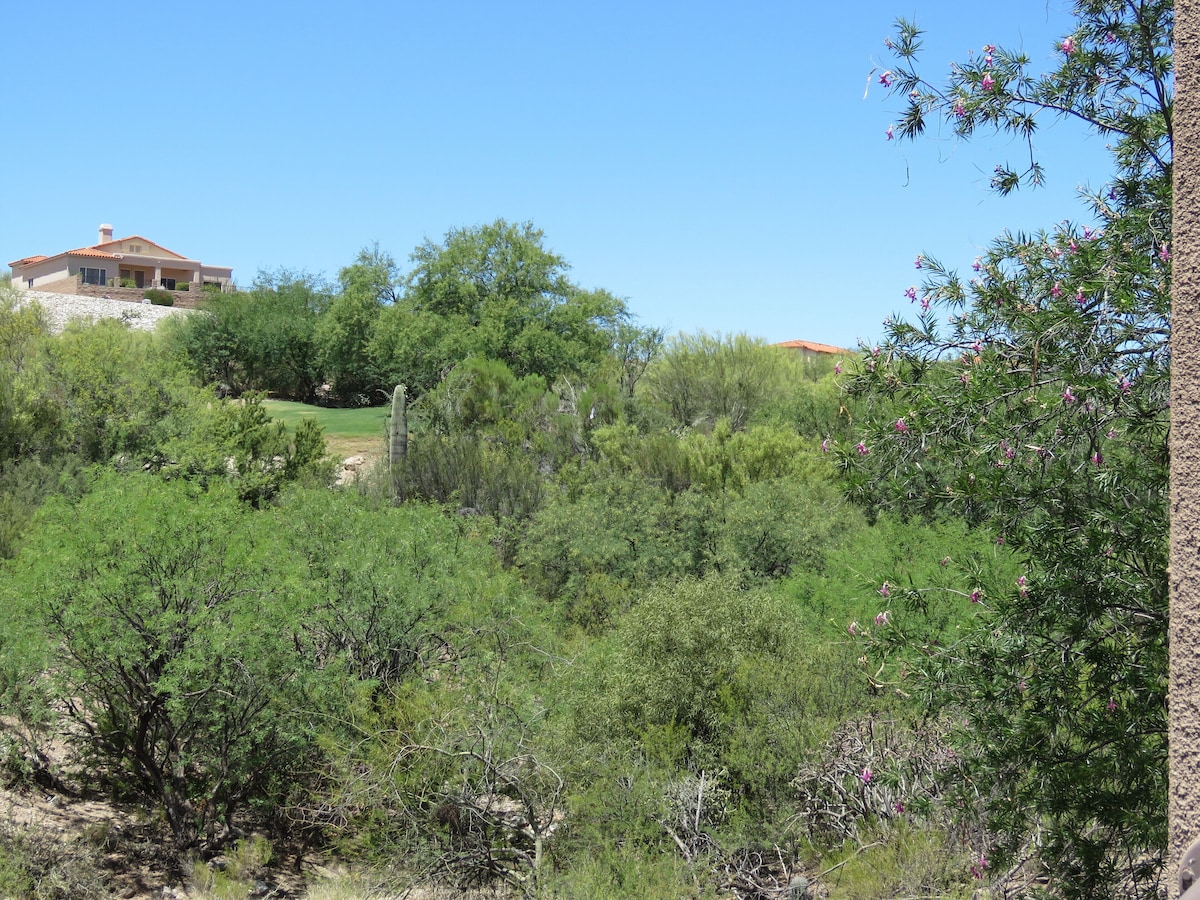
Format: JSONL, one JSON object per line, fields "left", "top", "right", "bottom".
{"left": 143, "top": 288, "right": 174, "bottom": 306}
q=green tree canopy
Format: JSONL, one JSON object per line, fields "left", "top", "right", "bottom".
{"left": 371, "top": 220, "right": 631, "bottom": 397}
{"left": 845, "top": 2, "right": 1172, "bottom": 895}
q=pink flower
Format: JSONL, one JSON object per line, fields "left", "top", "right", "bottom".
{"left": 848, "top": 621, "right": 859, "bottom": 636}
{"left": 920, "top": 296, "right": 930, "bottom": 311}
{"left": 879, "top": 70, "right": 894, "bottom": 87}
{"left": 954, "top": 100, "right": 967, "bottom": 118}
{"left": 914, "top": 254, "right": 924, "bottom": 269}
{"left": 904, "top": 286, "right": 917, "bottom": 301}
{"left": 1018, "top": 679, "right": 1028, "bottom": 691}
{"left": 894, "top": 417, "right": 908, "bottom": 433}
{"left": 1017, "top": 575, "right": 1027, "bottom": 587}
{"left": 893, "top": 801, "right": 905, "bottom": 814}
{"left": 820, "top": 439, "right": 829, "bottom": 453}
{"left": 981, "top": 73, "right": 995, "bottom": 91}
{"left": 1083, "top": 226, "right": 1095, "bottom": 240}
{"left": 874, "top": 610, "right": 890, "bottom": 626}
{"left": 983, "top": 52, "right": 993, "bottom": 66}
{"left": 1061, "top": 36, "right": 1076, "bottom": 54}
{"left": 1069, "top": 240, "right": 1079, "bottom": 254}
{"left": 1075, "top": 289, "right": 1086, "bottom": 304}
{"left": 860, "top": 768, "right": 873, "bottom": 784}
{"left": 971, "top": 854, "right": 990, "bottom": 879}
{"left": 886, "top": 124, "right": 895, "bottom": 140}
{"left": 1118, "top": 376, "right": 1132, "bottom": 394}
{"left": 1092, "top": 451, "right": 1103, "bottom": 466}
{"left": 940, "top": 556, "right": 951, "bottom": 567}
{"left": 1063, "top": 387, "right": 1076, "bottom": 403}
{"left": 1051, "top": 283, "right": 1063, "bottom": 298}
{"left": 1160, "top": 243, "right": 1171, "bottom": 262}
{"left": 856, "top": 442, "right": 870, "bottom": 455}
{"left": 1107, "top": 697, "right": 1117, "bottom": 711}
{"left": 972, "top": 256, "right": 982, "bottom": 272}
{"left": 879, "top": 582, "right": 891, "bottom": 598}
{"left": 970, "top": 589, "right": 982, "bottom": 603}
{"left": 834, "top": 360, "right": 842, "bottom": 374}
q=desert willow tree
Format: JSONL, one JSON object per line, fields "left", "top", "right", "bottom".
{"left": 842, "top": 1, "right": 1174, "bottom": 897}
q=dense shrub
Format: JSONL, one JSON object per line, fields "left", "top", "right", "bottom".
{"left": 143, "top": 288, "right": 174, "bottom": 306}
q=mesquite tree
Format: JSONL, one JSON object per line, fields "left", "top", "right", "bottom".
{"left": 842, "top": 2, "right": 1172, "bottom": 896}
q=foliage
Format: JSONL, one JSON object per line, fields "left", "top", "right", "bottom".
{"left": 40, "top": 319, "right": 199, "bottom": 464}
{"left": 0, "top": 286, "right": 54, "bottom": 465}
{"left": 159, "top": 392, "right": 332, "bottom": 504}
{"left": 167, "top": 269, "right": 328, "bottom": 401}
{"left": 639, "top": 332, "right": 801, "bottom": 431}
{"left": 315, "top": 247, "right": 397, "bottom": 404}
{"left": 847, "top": 3, "right": 1173, "bottom": 894}
{"left": 1, "top": 475, "right": 320, "bottom": 847}
{"left": 565, "top": 575, "right": 860, "bottom": 814}
{"left": 371, "top": 219, "right": 631, "bottom": 397}
{"left": 143, "top": 288, "right": 174, "bottom": 306}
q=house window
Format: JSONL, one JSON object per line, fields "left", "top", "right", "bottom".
{"left": 162, "top": 278, "right": 176, "bottom": 290}
{"left": 80, "top": 267, "right": 107, "bottom": 285}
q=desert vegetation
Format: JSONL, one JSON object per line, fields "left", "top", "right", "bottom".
{"left": 0, "top": 1, "right": 1175, "bottom": 897}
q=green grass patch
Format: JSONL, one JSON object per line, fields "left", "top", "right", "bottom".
{"left": 262, "top": 400, "right": 389, "bottom": 461}
{"left": 262, "top": 400, "right": 389, "bottom": 439}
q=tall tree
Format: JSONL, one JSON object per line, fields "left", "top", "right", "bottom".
{"left": 845, "top": 2, "right": 1172, "bottom": 896}
{"left": 316, "top": 245, "right": 401, "bottom": 404}
{"left": 371, "top": 220, "right": 629, "bottom": 396}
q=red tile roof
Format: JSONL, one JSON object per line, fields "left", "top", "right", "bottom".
{"left": 7, "top": 254, "right": 48, "bottom": 267}
{"left": 64, "top": 247, "right": 119, "bottom": 259}
{"left": 775, "top": 339, "right": 851, "bottom": 355}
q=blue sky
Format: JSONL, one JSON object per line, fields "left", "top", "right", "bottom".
{"left": 3, "top": 0, "right": 1112, "bottom": 349}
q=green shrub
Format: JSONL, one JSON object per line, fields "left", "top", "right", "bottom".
{"left": 177, "top": 282, "right": 189, "bottom": 291}
{"left": 119, "top": 278, "right": 135, "bottom": 289}
{"left": 143, "top": 288, "right": 174, "bottom": 306}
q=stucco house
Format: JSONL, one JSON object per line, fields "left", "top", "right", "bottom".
{"left": 775, "top": 338, "right": 851, "bottom": 362}
{"left": 8, "top": 224, "right": 233, "bottom": 295}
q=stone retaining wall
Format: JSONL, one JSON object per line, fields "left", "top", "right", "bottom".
{"left": 14, "top": 290, "right": 193, "bottom": 333}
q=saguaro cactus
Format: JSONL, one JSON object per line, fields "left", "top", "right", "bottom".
{"left": 389, "top": 384, "right": 408, "bottom": 467}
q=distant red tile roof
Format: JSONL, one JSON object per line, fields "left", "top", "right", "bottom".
{"left": 7, "top": 254, "right": 48, "bottom": 267}
{"left": 775, "top": 339, "right": 851, "bottom": 355}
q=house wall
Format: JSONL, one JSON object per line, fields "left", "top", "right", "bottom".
{"left": 200, "top": 264, "right": 233, "bottom": 289}
{"left": 14, "top": 258, "right": 76, "bottom": 292}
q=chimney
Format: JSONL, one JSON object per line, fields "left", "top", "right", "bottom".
{"left": 98, "top": 223, "right": 113, "bottom": 245}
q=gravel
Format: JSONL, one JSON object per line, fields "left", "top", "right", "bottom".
{"left": 15, "top": 290, "right": 193, "bottom": 333}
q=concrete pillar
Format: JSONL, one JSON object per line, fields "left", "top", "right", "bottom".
{"left": 1172, "top": 0, "right": 1200, "bottom": 878}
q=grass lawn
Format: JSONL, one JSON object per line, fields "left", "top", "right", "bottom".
{"left": 263, "top": 400, "right": 389, "bottom": 461}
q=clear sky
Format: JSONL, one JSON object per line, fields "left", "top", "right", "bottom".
{"left": 3, "top": 0, "right": 1112, "bottom": 350}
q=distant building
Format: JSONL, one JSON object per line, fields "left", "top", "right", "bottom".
{"left": 9, "top": 224, "right": 233, "bottom": 295}
{"left": 774, "top": 339, "right": 851, "bottom": 363}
